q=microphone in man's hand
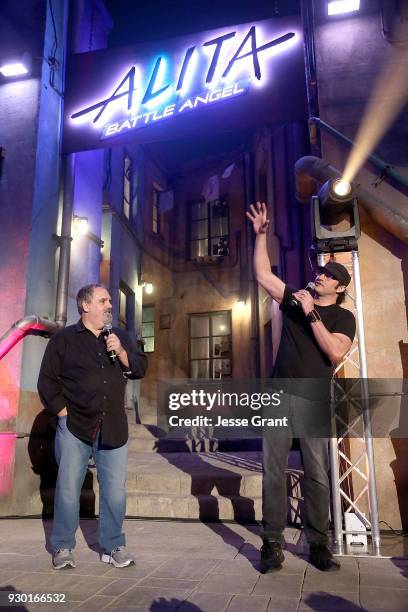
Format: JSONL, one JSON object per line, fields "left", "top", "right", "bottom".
{"left": 289, "top": 282, "right": 316, "bottom": 308}
{"left": 103, "top": 322, "right": 117, "bottom": 361}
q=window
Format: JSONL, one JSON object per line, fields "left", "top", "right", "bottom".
{"left": 190, "top": 199, "right": 229, "bottom": 259}
{"left": 189, "top": 311, "right": 232, "bottom": 379}
{"left": 142, "top": 306, "right": 155, "bottom": 352}
{"left": 123, "top": 155, "right": 132, "bottom": 219}
{"left": 118, "top": 282, "right": 135, "bottom": 331}
{"left": 152, "top": 183, "right": 163, "bottom": 234}
{"left": 118, "top": 287, "right": 127, "bottom": 329}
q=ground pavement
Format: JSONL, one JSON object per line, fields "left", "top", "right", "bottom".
{"left": 0, "top": 518, "right": 407, "bottom": 611}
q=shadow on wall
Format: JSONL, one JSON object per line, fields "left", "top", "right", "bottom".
{"left": 357, "top": 207, "right": 408, "bottom": 531}
{"left": 392, "top": 231, "right": 408, "bottom": 532}
{"left": 389, "top": 342, "right": 408, "bottom": 532}
{"left": 27, "top": 411, "right": 95, "bottom": 519}
{"left": 27, "top": 411, "right": 58, "bottom": 517}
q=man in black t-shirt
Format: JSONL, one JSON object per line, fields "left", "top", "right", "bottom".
{"left": 246, "top": 202, "right": 356, "bottom": 573}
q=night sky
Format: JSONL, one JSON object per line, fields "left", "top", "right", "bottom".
{"left": 104, "top": 0, "right": 300, "bottom": 48}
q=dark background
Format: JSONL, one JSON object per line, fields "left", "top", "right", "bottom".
{"left": 104, "top": 0, "right": 300, "bottom": 47}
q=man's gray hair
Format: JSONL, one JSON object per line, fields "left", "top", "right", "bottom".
{"left": 76, "top": 284, "right": 106, "bottom": 315}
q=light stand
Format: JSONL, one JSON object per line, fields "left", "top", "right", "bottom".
{"left": 311, "top": 179, "right": 381, "bottom": 557}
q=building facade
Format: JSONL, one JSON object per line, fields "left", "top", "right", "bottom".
{"left": 0, "top": 0, "right": 407, "bottom": 531}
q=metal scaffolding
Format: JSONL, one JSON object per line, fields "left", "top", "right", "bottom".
{"left": 317, "top": 251, "right": 381, "bottom": 555}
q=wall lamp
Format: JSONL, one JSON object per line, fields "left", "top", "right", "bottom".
{"left": 73, "top": 215, "right": 89, "bottom": 235}
{"left": 141, "top": 275, "right": 154, "bottom": 294}
{"left": 72, "top": 215, "right": 104, "bottom": 247}
{"left": 327, "top": 1, "right": 360, "bottom": 16}
{"left": 0, "top": 52, "right": 32, "bottom": 78}
{"left": 53, "top": 215, "right": 103, "bottom": 249}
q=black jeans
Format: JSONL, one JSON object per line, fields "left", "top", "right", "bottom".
{"left": 262, "top": 393, "right": 330, "bottom": 545}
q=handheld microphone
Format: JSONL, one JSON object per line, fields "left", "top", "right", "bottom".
{"left": 289, "top": 282, "right": 316, "bottom": 308}
{"left": 103, "top": 322, "right": 117, "bottom": 361}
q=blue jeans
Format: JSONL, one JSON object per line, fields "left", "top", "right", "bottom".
{"left": 51, "top": 416, "right": 128, "bottom": 553}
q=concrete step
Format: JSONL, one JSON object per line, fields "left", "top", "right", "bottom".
{"left": 33, "top": 451, "right": 304, "bottom": 523}
{"left": 124, "top": 452, "right": 263, "bottom": 497}
{"left": 94, "top": 451, "right": 303, "bottom": 522}
{"left": 127, "top": 424, "right": 161, "bottom": 452}
{"left": 127, "top": 423, "right": 262, "bottom": 453}
{"left": 125, "top": 491, "right": 262, "bottom": 521}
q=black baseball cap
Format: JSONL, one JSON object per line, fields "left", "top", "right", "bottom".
{"left": 317, "top": 261, "right": 351, "bottom": 287}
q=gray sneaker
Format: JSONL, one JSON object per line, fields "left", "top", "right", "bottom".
{"left": 52, "top": 549, "right": 76, "bottom": 569}
{"left": 101, "top": 546, "right": 135, "bottom": 568}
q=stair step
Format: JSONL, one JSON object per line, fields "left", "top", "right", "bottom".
{"left": 125, "top": 471, "right": 262, "bottom": 497}
{"left": 124, "top": 452, "right": 263, "bottom": 496}
{"left": 125, "top": 491, "right": 262, "bottom": 521}
{"left": 33, "top": 451, "right": 304, "bottom": 522}
{"left": 128, "top": 424, "right": 159, "bottom": 438}
{"left": 127, "top": 424, "right": 263, "bottom": 453}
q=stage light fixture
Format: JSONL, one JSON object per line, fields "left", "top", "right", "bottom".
{"left": 311, "top": 179, "right": 360, "bottom": 253}
{"left": 332, "top": 179, "right": 352, "bottom": 198}
{"left": 318, "top": 178, "right": 354, "bottom": 210}
{"left": 327, "top": 1, "right": 360, "bottom": 16}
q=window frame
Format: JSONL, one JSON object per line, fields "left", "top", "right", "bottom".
{"left": 189, "top": 198, "right": 229, "bottom": 260}
{"left": 188, "top": 310, "right": 232, "bottom": 379}
{"left": 142, "top": 305, "right": 155, "bottom": 353}
{"left": 118, "top": 281, "right": 135, "bottom": 332}
{"left": 123, "top": 152, "right": 133, "bottom": 220}
{"left": 152, "top": 182, "right": 164, "bottom": 235}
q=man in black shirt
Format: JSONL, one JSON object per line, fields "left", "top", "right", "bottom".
{"left": 246, "top": 202, "right": 356, "bottom": 573}
{"left": 38, "top": 284, "right": 147, "bottom": 569}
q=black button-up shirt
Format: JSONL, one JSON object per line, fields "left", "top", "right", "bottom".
{"left": 37, "top": 320, "right": 147, "bottom": 447}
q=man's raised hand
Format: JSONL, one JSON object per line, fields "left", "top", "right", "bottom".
{"left": 246, "top": 202, "right": 270, "bottom": 235}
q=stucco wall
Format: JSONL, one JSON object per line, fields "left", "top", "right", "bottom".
{"left": 314, "top": 1, "right": 408, "bottom": 529}
{"left": 139, "top": 150, "right": 253, "bottom": 420}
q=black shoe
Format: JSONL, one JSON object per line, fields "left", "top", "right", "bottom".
{"left": 260, "top": 540, "right": 285, "bottom": 573}
{"left": 309, "top": 544, "right": 340, "bottom": 571}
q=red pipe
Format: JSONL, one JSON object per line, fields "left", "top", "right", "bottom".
{"left": 0, "top": 315, "right": 59, "bottom": 360}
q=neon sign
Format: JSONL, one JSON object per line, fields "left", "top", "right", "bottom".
{"left": 101, "top": 81, "right": 248, "bottom": 138}
{"left": 70, "top": 25, "right": 298, "bottom": 141}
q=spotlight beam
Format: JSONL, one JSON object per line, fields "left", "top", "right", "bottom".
{"left": 342, "top": 39, "right": 408, "bottom": 185}
{"left": 309, "top": 117, "right": 408, "bottom": 190}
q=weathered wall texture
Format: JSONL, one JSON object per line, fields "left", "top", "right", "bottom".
{"left": 0, "top": 0, "right": 116, "bottom": 516}
{"left": 254, "top": 124, "right": 310, "bottom": 379}
{"left": 314, "top": 1, "right": 408, "bottom": 528}
{"left": 139, "top": 150, "right": 253, "bottom": 420}
{"left": 0, "top": 0, "right": 63, "bottom": 515}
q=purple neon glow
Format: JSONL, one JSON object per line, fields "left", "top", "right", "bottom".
{"left": 70, "top": 23, "right": 301, "bottom": 129}
{"left": 221, "top": 28, "right": 298, "bottom": 89}
{"left": 327, "top": 0, "right": 360, "bottom": 16}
